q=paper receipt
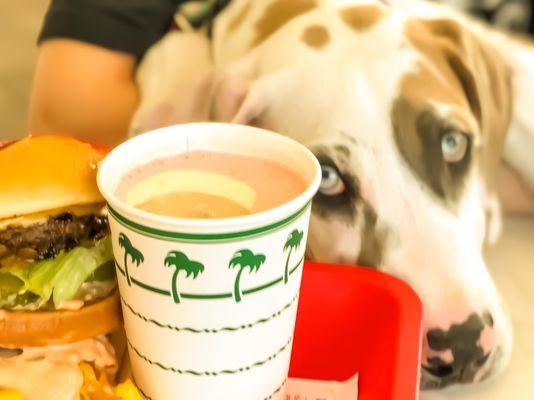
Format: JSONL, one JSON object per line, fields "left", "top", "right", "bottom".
{"left": 284, "top": 373, "right": 359, "bottom": 400}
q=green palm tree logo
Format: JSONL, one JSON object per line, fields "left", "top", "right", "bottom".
{"left": 228, "top": 249, "right": 266, "bottom": 303}
{"left": 164, "top": 251, "right": 205, "bottom": 304}
{"left": 283, "top": 229, "right": 304, "bottom": 284}
{"left": 118, "top": 233, "right": 144, "bottom": 286}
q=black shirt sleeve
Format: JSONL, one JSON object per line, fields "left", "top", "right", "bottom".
{"left": 38, "top": 0, "right": 180, "bottom": 61}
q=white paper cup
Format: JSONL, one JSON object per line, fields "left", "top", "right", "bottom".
{"left": 97, "top": 123, "right": 320, "bottom": 400}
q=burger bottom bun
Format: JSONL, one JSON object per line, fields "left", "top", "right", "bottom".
{"left": 0, "top": 291, "right": 122, "bottom": 348}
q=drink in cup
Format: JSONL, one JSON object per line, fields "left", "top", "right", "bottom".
{"left": 97, "top": 123, "right": 320, "bottom": 400}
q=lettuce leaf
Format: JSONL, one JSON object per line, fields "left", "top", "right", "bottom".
{"left": 0, "top": 237, "right": 113, "bottom": 309}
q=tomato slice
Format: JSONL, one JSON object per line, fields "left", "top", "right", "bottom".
{"left": 87, "top": 141, "right": 110, "bottom": 155}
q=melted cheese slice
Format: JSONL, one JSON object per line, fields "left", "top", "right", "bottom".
{"left": 0, "top": 336, "right": 116, "bottom": 400}
{"left": 126, "top": 170, "right": 256, "bottom": 211}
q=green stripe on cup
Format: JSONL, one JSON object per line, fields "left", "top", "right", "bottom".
{"left": 135, "top": 377, "right": 287, "bottom": 400}
{"left": 107, "top": 201, "right": 311, "bottom": 243}
{"left": 121, "top": 292, "right": 299, "bottom": 333}
{"left": 114, "top": 257, "right": 304, "bottom": 300}
{"left": 127, "top": 336, "right": 293, "bottom": 376}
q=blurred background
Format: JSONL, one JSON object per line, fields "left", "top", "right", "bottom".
{"left": 0, "top": 1, "right": 47, "bottom": 139}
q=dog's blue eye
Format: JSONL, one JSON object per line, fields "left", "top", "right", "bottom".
{"left": 442, "top": 130, "right": 469, "bottom": 163}
{"left": 319, "top": 165, "right": 345, "bottom": 196}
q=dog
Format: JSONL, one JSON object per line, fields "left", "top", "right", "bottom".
{"left": 129, "top": 0, "right": 534, "bottom": 390}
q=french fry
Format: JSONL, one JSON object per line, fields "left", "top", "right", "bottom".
{"left": 79, "top": 363, "right": 142, "bottom": 400}
{"left": 0, "top": 389, "right": 24, "bottom": 400}
{"left": 114, "top": 380, "right": 144, "bottom": 400}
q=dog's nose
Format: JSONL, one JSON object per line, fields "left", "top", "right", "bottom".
{"left": 422, "top": 312, "right": 495, "bottom": 389}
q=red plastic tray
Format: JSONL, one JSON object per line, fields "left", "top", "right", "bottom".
{"left": 289, "top": 262, "right": 423, "bottom": 400}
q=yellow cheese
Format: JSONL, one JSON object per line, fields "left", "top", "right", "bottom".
{"left": 0, "top": 389, "right": 24, "bottom": 400}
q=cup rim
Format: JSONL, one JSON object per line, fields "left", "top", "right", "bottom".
{"left": 97, "top": 123, "right": 321, "bottom": 231}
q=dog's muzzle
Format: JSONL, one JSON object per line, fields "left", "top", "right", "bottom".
{"left": 421, "top": 312, "right": 497, "bottom": 389}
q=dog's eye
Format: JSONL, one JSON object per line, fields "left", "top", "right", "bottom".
{"left": 319, "top": 165, "right": 345, "bottom": 196}
{"left": 441, "top": 130, "right": 469, "bottom": 163}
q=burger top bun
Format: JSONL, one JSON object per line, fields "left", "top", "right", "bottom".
{"left": 0, "top": 136, "right": 107, "bottom": 220}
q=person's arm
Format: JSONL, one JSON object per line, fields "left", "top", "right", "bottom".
{"left": 28, "top": 0, "right": 177, "bottom": 147}
{"left": 28, "top": 39, "right": 138, "bottom": 147}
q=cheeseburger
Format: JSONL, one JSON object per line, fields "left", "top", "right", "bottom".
{"left": 0, "top": 136, "right": 122, "bottom": 399}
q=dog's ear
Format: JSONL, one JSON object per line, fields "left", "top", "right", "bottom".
{"left": 130, "top": 32, "right": 215, "bottom": 135}
{"left": 484, "top": 32, "right": 534, "bottom": 194}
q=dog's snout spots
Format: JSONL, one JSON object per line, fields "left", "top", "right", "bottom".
{"left": 339, "top": 5, "right": 385, "bottom": 32}
{"left": 423, "top": 313, "right": 496, "bottom": 388}
{"left": 426, "top": 328, "right": 449, "bottom": 351}
{"left": 425, "top": 357, "right": 454, "bottom": 378}
{"left": 427, "top": 314, "right": 485, "bottom": 350}
{"left": 427, "top": 313, "right": 485, "bottom": 353}
{"left": 301, "top": 24, "right": 331, "bottom": 49}
{"left": 483, "top": 310, "right": 494, "bottom": 327}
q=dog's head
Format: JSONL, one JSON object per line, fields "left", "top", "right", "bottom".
{"left": 213, "top": 1, "right": 514, "bottom": 389}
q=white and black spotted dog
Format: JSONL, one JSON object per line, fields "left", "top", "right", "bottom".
{"left": 130, "top": 0, "right": 534, "bottom": 390}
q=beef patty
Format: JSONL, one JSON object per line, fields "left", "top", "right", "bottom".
{"left": 0, "top": 213, "right": 109, "bottom": 261}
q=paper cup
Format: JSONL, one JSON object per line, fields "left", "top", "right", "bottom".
{"left": 97, "top": 123, "right": 321, "bottom": 400}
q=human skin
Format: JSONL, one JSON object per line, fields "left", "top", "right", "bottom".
{"left": 28, "top": 39, "right": 138, "bottom": 148}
